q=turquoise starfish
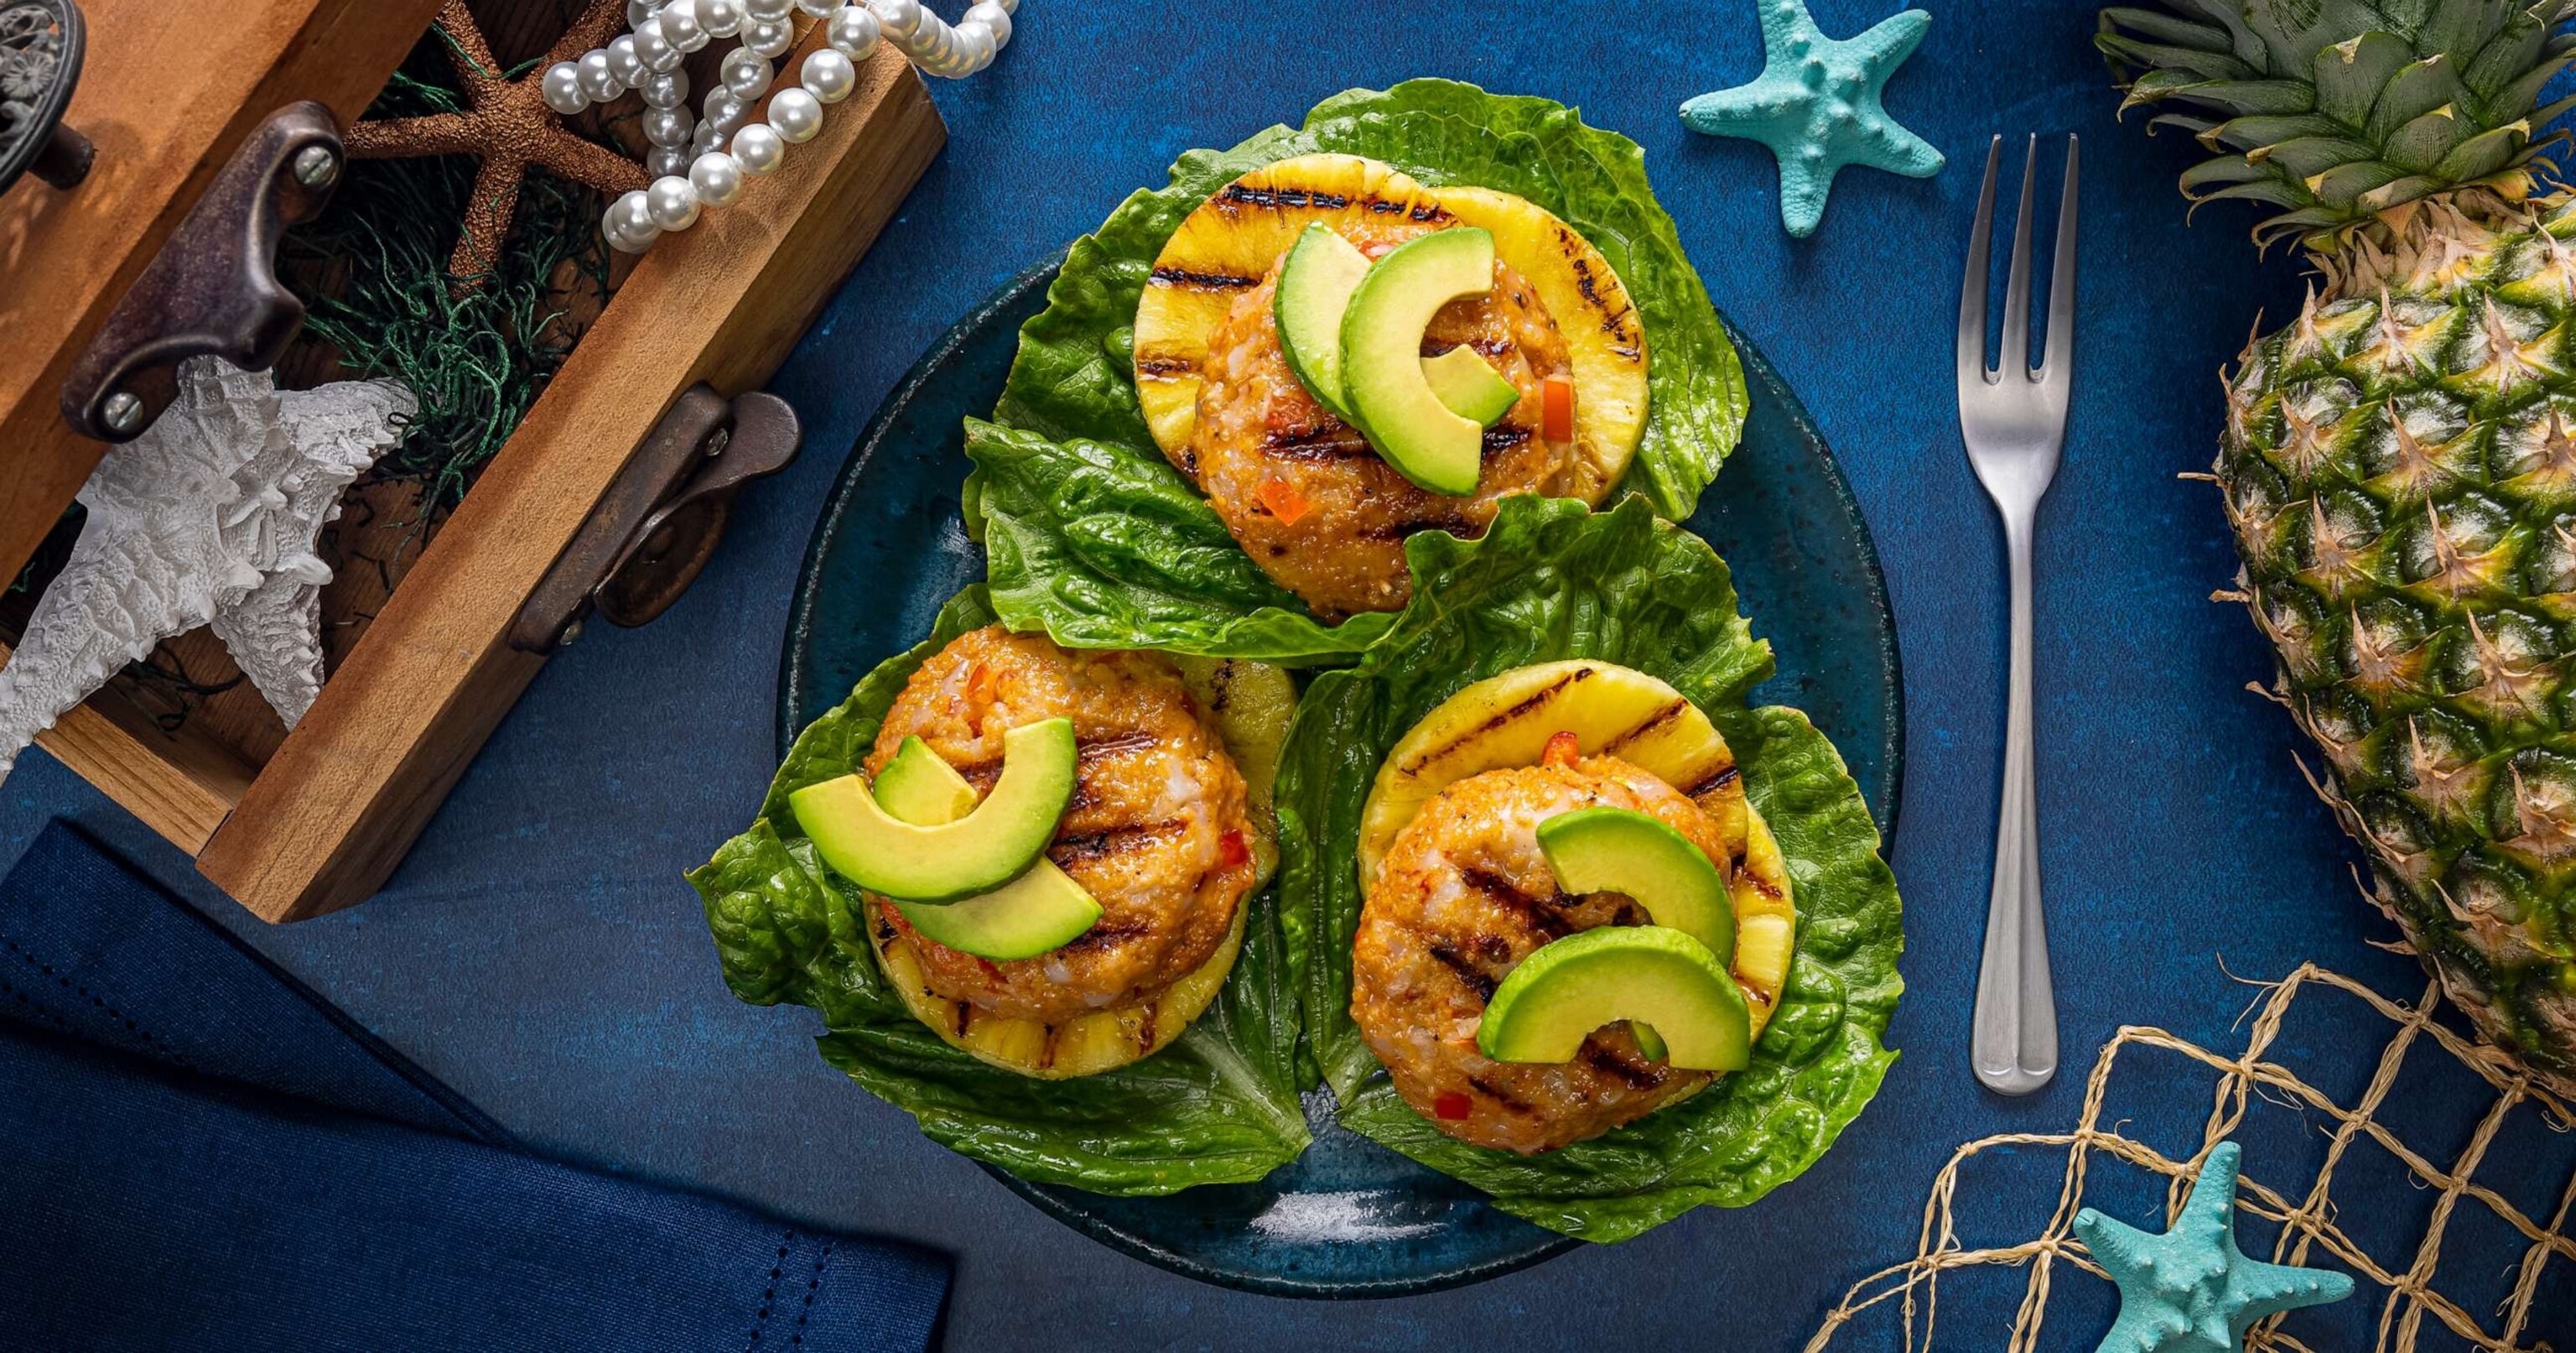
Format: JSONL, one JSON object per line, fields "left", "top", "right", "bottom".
{"left": 2073, "top": 1142, "right": 2355, "bottom": 1353}
{"left": 1680, "top": 0, "right": 1945, "bottom": 237}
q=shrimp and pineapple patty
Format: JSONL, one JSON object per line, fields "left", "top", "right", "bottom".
{"left": 866, "top": 627, "right": 1257, "bottom": 1026}
{"left": 1180, "top": 226, "right": 1581, "bottom": 620}
{"left": 1352, "top": 754, "right": 1728, "bottom": 1155}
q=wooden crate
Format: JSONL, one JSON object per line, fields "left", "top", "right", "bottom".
{"left": 0, "top": 0, "right": 945, "bottom": 920}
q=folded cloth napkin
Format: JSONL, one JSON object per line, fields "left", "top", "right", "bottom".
{"left": 0, "top": 821, "right": 949, "bottom": 1353}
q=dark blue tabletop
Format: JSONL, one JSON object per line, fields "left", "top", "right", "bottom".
{"left": 0, "top": 3, "right": 2479, "bottom": 1348}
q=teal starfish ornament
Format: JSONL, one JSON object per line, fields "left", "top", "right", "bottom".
{"left": 1680, "top": 0, "right": 1944, "bottom": 237}
{"left": 2072, "top": 1142, "right": 2355, "bottom": 1353}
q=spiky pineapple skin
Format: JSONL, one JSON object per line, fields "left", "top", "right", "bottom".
{"left": 2220, "top": 195, "right": 2576, "bottom": 1095}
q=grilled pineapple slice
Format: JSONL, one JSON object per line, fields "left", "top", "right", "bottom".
{"left": 867, "top": 656, "right": 1294, "bottom": 1079}
{"left": 1358, "top": 659, "right": 1794, "bottom": 1036}
{"left": 1133, "top": 154, "right": 1447, "bottom": 455}
{"left": 1131, "top": 156, "right": 1649, "bottom": 502}
{"left": 1358, "top": 660, "right": 1742, "bottom": 880}
{"left": 1422, "top": 185, "right": 1647, "bottom": 502}
{"left": 872, "top": 905, "right": 1247, "bottom": 1080}
{"left": 1173, "top": 655, "right": 1297, "bottom": 886}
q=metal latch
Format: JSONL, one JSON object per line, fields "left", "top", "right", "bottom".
{"left": 509, "top": 383, "right": 802, "bottom": 655}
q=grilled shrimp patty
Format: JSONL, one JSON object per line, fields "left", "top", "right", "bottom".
{"left": 867, "top": 627, "right": 1257, "bottom": 1025}
{"left": 1179, "top": 226, "right": 1579, "bottom": 620}
{"left": 1352, "top": 754, "right": 1726, "bottom": 1154}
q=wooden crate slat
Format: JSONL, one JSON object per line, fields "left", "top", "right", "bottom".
{"left": 191, "top": 44, "right": 946, "bottom": 920}
{"left": 0, "top": 0, "right": 447, "bottom": 585}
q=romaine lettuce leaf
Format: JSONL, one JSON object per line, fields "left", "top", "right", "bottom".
{"left": 689, "top": 587, "right": 1311, "bottom": 1194}
{"left": 966, "top": 419, "right": 1394, "bottom": 664}
{"left": 1273, "top": 495, "right": 1903, "bottom": 1241}
{"left": 979, "top": 80, "right": 1748, "bottom": 662}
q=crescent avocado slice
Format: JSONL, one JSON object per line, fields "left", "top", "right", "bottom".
{"left": 792, "top": 718, "right": 1076, "bottom": 903}
{"left": 1535, "top": 807, "right": 1736, "bottom": 967}
{"left": 1339, "top": 226, "right": 1496, "bottom": 496}
{"left": 1278, "top": 223, "right": 1519, "bottom": 430}
{"left": 1475, "top": 926, "right": 1752, "bottom": 1073}
{"left": 871, "top": 736, "right": 1102, "bottom": 961}
{"left": 1275, "top": 223, "right": 1372, "bottom": 419}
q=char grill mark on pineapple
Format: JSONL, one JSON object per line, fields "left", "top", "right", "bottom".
{"left": 1148, "top": 265, "right": 1261, "bottom": 291}
{"left": 1401, "top": 668, "right": 1593, "bottom": 777}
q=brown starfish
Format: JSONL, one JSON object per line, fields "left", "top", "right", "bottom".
{"left": 344, "top": 0, "right": 647, "bottom": 282}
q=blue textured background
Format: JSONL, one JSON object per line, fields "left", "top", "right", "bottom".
{"left": 7, "top": 2, "right": 2570, "bottom": 1348}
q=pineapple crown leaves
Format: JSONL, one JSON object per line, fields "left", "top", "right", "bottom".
{"left": 2099, "top": 0, "right": 2576, "bottom": 251}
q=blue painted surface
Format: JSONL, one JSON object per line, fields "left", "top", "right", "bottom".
{"left": 8, "top": 3, "right": 2573, "bottom": 1348}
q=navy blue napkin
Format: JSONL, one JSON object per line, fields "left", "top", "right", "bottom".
{"left": 0, "top": 821, "right": 948, "bottom": 1353}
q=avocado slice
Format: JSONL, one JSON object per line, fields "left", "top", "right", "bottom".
{"left": 1275, "top": 223, "right": 1371, "bottom": 419}
{"left": 1476, "top": 926, "right": 1753, "bottom": 1073}
{"left": 1536, "top": 806, "right": 1736, "bottom": 967}
{"left": 872, "top": 736, "right": 977, "bottom": 822}
{"left": 1420, "top": 346, "right": 1519, "bottom": 427}
{"left": 1279, "top": 224, "right": 1519, "bottom": 429}
{"left": 791, "top": 717, "right": 1076, "bottom": 903}
{"left": 871, "top": 737, "right": 1103, "bottom": 961}
{"left": 1339, "top": 226, "right": 1498, "bottom": 495}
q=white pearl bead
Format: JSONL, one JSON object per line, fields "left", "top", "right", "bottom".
{"left": 633, "top": 18, "right": 683, "bottom": 71}
{"left": 744, "top": 18, "right": 794, "bottom": 56}
{"left": 607, "top": 190, "right": 659, "bottom": 252}
{"left": 660, "top": 0, "right": 709, "bottom": 50}
{"left": 605, "top": 36, "right": 647, "bottom": 87}
{"left": 745, "top": 0, "right": 796, "bottom": 19}
{"left": 766, "top": 86, "right": 823, "bottom": 143}
{"left": 722, "top": 49, "right": 774, "bottom": 100}
{"left": 542, "top": 62, "right": 589, "bottom": 114}
{"left": 796, "top": 0, "right": 835, "bottom": 14}
{"left": 626, "top": 0, "right": 658, "bottom": 28}
{"left": 642, "top": 105, "right": 696, "bottom": 147}
{"left": 577, "top": 49, "right": 622, "bottom": 100}
{"left": 641, "top": 69, "right": 689, "bottom": 108}
{"left": 731, "top": 122, "right": 786, "bottom": 174}
{"left": 827, "top": 6, "right": 880, "bottom": 59}
{"left": 800, "top": 49, "right": 856, "bottom": 102}
{"left": 698, "top": 0, "right": 743, "bottom": 38}
{"left": 707, "top": 98, "right": 748, "bottom": 137}
{"left": 647, "top": 174, "right": 703, "bottom": 230}
{"left": 966, "top": 2, "right": 1010, "bottom": 49}
{"left": 953, "top": 24, "right": 994, "bottom": 71}
{"left": 871, "top": 0, "right": 923, "bottom": 39}
{"left": 689, "top": 150, "right": 746, "bottom": 207}
{"left": 691, "top": 122, "right": 724, "bottom": 155}
{"left": 646, "top": 144, "right": 689, "bottom": 178}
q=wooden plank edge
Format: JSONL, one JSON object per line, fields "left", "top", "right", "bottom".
{"left": 0, "top": 643, "right": 250, "bottom": 851}
{"left": 195, "top": 51, "right": 945, "bottom": 922}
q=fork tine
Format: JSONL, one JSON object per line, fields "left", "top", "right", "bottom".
{"left": 1957, "top": 136, "right": 2002, "bottom": 386}
{"left": 1997, "top": 134, "right": 2039, "bottom": 378}
{"left": 2040, "top": 135, "right": 2079, "bottom": 382}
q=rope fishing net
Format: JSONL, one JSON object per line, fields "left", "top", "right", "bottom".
{"left": 1806, "top": 964, "right": 2574, "bottom": 1352}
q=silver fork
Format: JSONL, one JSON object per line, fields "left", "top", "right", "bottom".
{"left": 1957, "top": 133, "right": 2076, "bottom": 1096}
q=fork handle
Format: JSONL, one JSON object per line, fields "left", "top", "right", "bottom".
{"left": 1972, "top": 510, "right": 2058, "bottom": 1095}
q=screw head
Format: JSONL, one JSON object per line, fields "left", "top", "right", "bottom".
{"left": 292, "top": 143, "right": 339, "bottom": 189}
{"left": 559, "top": 618, "right": 584, "bottom": 648}
{"left": 101, "top": 390, "right": 143, "bottom": 435}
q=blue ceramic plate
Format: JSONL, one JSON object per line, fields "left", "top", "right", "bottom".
{"left": 781, "top": 262, "right": 1903, "bottom": 1298}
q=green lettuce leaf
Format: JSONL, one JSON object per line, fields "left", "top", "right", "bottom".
{"left": 967, "top": 419, "right": 1395, "bottom": 664}
{"left": 689, "top": 587, "right": 1311, "bottom": 1194}
{"left": 1273, "top": 495, "right": 1903, "bottom": 1241}
{"left": 978, "top": 80, "right": 1747, "bottom": 661}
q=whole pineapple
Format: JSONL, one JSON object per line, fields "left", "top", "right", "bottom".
{"left": 2101, "top": 0, "right": 2576, "bottom": 1095}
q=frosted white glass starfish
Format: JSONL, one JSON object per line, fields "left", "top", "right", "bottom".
{"left": 0, "top": 358, "right": 412, "bottom": 783}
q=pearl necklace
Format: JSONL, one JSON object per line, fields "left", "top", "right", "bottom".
{"left": 539, "top": 0, "right": 1020, "bottom": 253}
